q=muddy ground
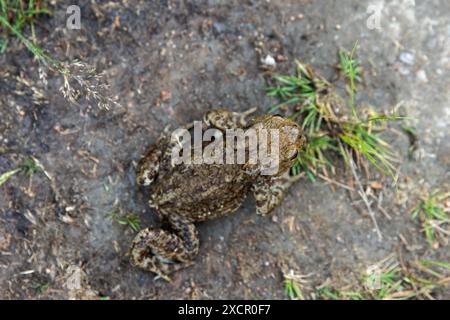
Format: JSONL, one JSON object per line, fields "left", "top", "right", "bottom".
{"left": 0, "top": 0, "right": 449, "bottom": 299}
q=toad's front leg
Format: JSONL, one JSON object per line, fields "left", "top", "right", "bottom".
{"left": 251, "top": 171, "right": 303, "bottom": 216}
{"left": 204, "top": 107, "right": 257, "bottom": 130}
{"left": 136, "top": 144, "right": 163, "bottom": 186}
{"left": 136, "top": 129, "right": 179, "bottom": 186}
{"left": 130, "top": 215, "right": 199, "bottom": 280}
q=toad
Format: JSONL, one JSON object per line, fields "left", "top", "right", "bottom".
{"left": 131, "top": 108, "right": 304, "bottom": 279}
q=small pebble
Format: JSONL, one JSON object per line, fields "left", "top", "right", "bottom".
{"left": 398, "top": 65, "right": 410, "bottom": 75}
{"left": 416, "top": 69, "right": 428, "bottom": 83}
{"left": 160, "top": 90, "right": 171, "bottom": 101}
{"left": 261, "top": 54, "right": 276, "bottom": 67}
{"left": 399, "top": 51, "right": 415, "bottom": 65}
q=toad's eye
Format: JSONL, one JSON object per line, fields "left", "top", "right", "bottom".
{"left": 290, "top": 150, "right": 299, "bottom": 160}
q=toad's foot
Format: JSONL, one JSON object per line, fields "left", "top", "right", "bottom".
{"left": 252, "top": 171, "right": 303, "bottom": 216}
{"left": 130, "top": 215, "right": 199, "bottom": 280}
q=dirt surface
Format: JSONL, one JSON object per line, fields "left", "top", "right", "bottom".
{"left": 0, "top": 0, "right": 449, "bottom": 299}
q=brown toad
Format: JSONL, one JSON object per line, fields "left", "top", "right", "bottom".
{"left": 130, "top": 108, "right": 304, "bottom": 279}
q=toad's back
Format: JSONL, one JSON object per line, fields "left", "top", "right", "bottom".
{"left": 149, "top": 163, "right": 254, "bottom": 221}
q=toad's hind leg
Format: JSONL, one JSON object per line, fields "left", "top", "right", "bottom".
{"left": 130, "top": 215, "right": 199, "bottom": 280}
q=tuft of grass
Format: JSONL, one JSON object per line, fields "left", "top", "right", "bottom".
{"left": 401, "top": 260, "right": 450, "bottom": 299}
{"left": 284, "top": 278, "right": 304, "bottom": 300}
{"left": 0, "top": 1, "right": 61, "bottom": 70}
{"left": 108, "top": 209, "right": 141, "bottom": 232}
{"left": 0, "top": 1, "right": 117, "bottom": 110}
{"left": 32, "top": 282, "right": 49, "bottom": 295}
{"left": 290, "top": 134, "right": 336, "bottom": 180}
{"left": 364, "top": 262, "right": 408, "bottom": 299}
{"left": 19, "top": 157, "right": 43, "bottom": 176}
{"left": 282, "top": 270, "right": 310, "bottom": 300}
{"left": 419, "top": 260, "right": 450, "bottom": 271}
{"left": 339, "top": 43, "right": 362, "bottom": 118}
{"left": 0, "top": 0, "right": 50, "bottom": 53}
{"left": 0, "top": 157, "right": 42, "bottom": 187}
{"left": 338, "top": 113, "right": 405, "bottom": 177}
{"left": 266, "top": 61, "right": 329, "bottom": 118}
{"left": 363, "top": 256, "right": 450, "bottom": 300}
{"left": 0, "top": 168, "right": 20, "bottom": 186}
{"left": 339, "top": 44, "right": 362, "bottom": 83}
{"left": 411, "top": 190, "right": 450, "bottom": 248}
{"left": 362, "top": 255, "right": 442, "bottom": 300}
{"left": 314, "top": 256, "right": 450, "bottom": 300}
{"left": 267, "top": 44, "right": 406, "bottom": 180}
